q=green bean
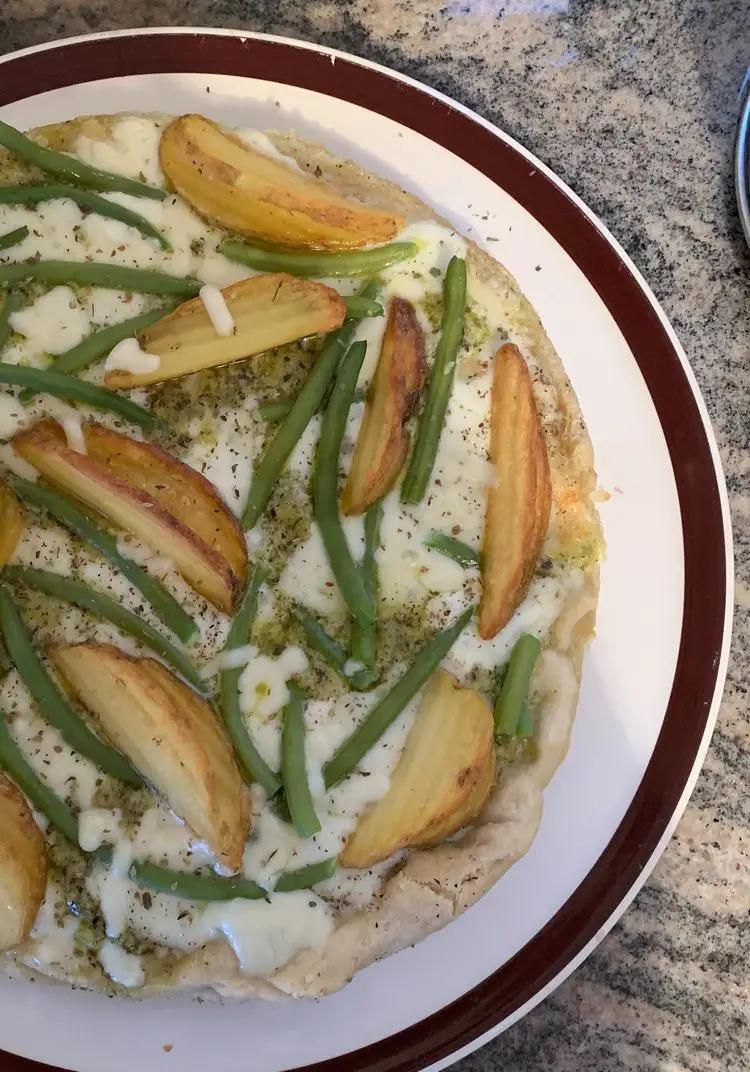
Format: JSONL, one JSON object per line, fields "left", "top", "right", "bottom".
{"left": 324, "top": 606, "right": 473, "bottom": 787}
{"left": 314, "top": 339, "right": 374, "bottom": 629}
{"left": 0, "top": 714, "right": 80, "bottom": 843}
{"left": 274, "top": 856, "right": 337, "bottom": 892}
{"left": 343, "top": 296, "right": 383, "bottom": 319}
{"left": 0, "top": 587, "right": 142, "bottom": 786}
{"left": 8, "top": 476, "right": 197, "bottom": 644}
{"left": 0, "top": 225, "right": 29, "bottom": 251}
{"left": 0, "top": 120, "right": 166, "bottom": 201}
{"left": 423, "top": 530, "right": 481, "bottom": 569}
{"left": 0, "top": 362, "right": 160, "bottom": 430}
{"left": 242, "top": 281, "right": 378, "bottom": 530}
{"left": 0, "top": 291, "right": 21, "bottom": 350}
{"left": 292, "top": 606, "right": 376, "bottom": 691}
{"left": 18, "top": 305, "right": 174, "bottom": 403}
{"left": 494, "top": 633, "right": 541, "bottom": 738}
{"left": 219, "top": 563, "right": 281, "bottom": 797}
{"left": 280, "top": 683, "right": 320, "bottom": 838}
{"left": 128, "top": 860, "right": 266, "bottom": 902}
{"left": 517, "top": 701, "right": 535, "bottom": 739}
{"left": 0, "top": 186, "right": 170, "bottom": 250}
{"left": 258, "top": 397, "right": 294, "bottom": 422}
{"left": 3, "top": 566, "right": 204, "bottom": 693}
{"left": 350, "top": 500, "right": 383, "bottom": 674}
{"left": 258, "top": 386, "right": 367, "bottom": 424}
{"left": 0, "top": 260, "right": 199, "bottom": 297}
{"left": 400, "top": 257, "right": 467, "bottom": 503}
{"left": 219, "top": 239, "right": 417, "bottom": 278}
{"left": 293, "top": 605, "right": 348, "bottom": 673}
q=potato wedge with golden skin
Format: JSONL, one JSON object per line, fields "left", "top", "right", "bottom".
{"left": 160, "top": 115, "right": 403, "bottom": 250}
{"left": 342, "top": 298, "right": 427, "bottom": 515}
{"left": 0, "top": 479, "right": 24, "bottom": 567}
{"left": 49, "top": 644, "right": 251, "bottom": 872}
{"left": 13, "top": 420, "right": 248, "bottom": 614}
{"left": 478, "top": 343, "right": 551, "bottom": 640}
{"left": 0, "top": 771, "right": 46, "bottom": 951}
{"left": 341, "top": 670, "right": 495, "bottom": 869}
{"left": 105, "top": 273, "right": 346, "bottom": 389}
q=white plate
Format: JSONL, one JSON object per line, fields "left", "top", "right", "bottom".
{"left": 0, "top": 28, "right": 733, "bottom": 1072}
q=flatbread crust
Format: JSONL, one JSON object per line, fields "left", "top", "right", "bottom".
{"left": 0, "top": 115, "right": 600, "bottom": 999}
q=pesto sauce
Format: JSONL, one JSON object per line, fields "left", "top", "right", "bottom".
{"left": 259, "top": 472, "right": 313, "bottom": 582}
{"left": 419, "top": 293, "right": 492, "bottom": 359}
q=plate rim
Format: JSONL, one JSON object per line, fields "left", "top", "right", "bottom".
{"left": 0, "top": 26, "right": 734, "bottom": 1072}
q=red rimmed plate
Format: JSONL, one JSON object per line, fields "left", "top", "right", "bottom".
{"left": 0, "top": 28, "right": 733, "bottom": 1072}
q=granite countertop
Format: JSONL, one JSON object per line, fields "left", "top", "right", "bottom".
{"left": 0, "top": 2, "right": 747, "bottom": 1069}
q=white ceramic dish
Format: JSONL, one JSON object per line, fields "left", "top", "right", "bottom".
{"left": 0, "top": 28, "right": 732, "bottom": 1072}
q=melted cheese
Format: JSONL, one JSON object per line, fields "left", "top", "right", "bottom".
{"left": 9, "top": 286, "right": 89, "bottom": 357}
{"left": 437, "top": 570, "right": 585, "bottom": 673}
{"left": 27, "top": 886, "right": 78, "bottom": 970}
{"left": 99, "top": 940, "right": 145, "bottom": 988}
{"left": 104, "top": 337, "right": 160, "bottom": 374}
{"left": 235, "top": 130, "right": 304, "bottom": 173}
{"left": 201, "top": 894, "right": 332, "bottom": 974}
{"left": 199, "top": 283, "right": 236, "bottom": 336}
{"left": 40, "top": 397, "right": 87, "bottom": 453}
{"left": 180, "top": 405, "right": 256, "bottom": 519}
{"left": 99, "top": 838, "right": 135, "bottom": 939}
{"left": 78, "top": 808, "right": 122, "bottom": 852}
{"left": 1, "top": 674, "right": 100, "bottom": 809}
{"left": 74, "top": 117, "right": 165, "bottom": 187}
{"left": 238, "top": 646, "right": 309, "bottom": 724}
{"left": 200, "top": 644, "right": 256, "bottom": 678}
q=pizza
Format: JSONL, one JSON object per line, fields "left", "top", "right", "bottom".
{"left": 0, "top": 111, "right": 601, "bottom": 997}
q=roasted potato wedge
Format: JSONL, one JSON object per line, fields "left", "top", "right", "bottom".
{"left": 342, "top": 298, "right": 426, "bottom": 515}
{"left": 0, "top": 478, "right": 24, "bottom": 567}
{"left": 50, "top": 644, "right": 251, "bottom": 872}
{"left": 13, "top": 420, "right": 248, "bottom": 613}
{"left": 105, "top": 274, "right": 346, "bottom": 389}
{"left": 341, "top": 670, "right": 495, "bottom": 868}
{"left": 478, "top": 343, "right": 551, "bottom": 640}
{"left": 160, "top": 114, "right": 403, "bottom": 250}
{"left": 0, "top": 770, "right": 46, "bottom": 951}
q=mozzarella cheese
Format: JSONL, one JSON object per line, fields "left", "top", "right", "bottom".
{"left": 239, "top": 646, "right": 309, "bottom": 725}
{"left": 103, "top": 337, "right": 160, "bottom": 374}
{"left": 199, "top": 283, "right": 236, "bottom": 336}
{"left": 39, "top": 397, "right": 87, "bottom": 453}
{"left": 235, "top": 130, "right": 304, "bottom": 173}
{"left": 99, "top": 941, "right": 145, "bottom": 989}
{"left": 27, "top": 886, "right": 79, "bottom": 971}
{"left": 9, "top": 286, "right": 89, "bottom": 358}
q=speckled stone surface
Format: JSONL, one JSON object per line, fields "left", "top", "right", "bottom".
{"left": 0, "top": 3, "right": 747, "bottom": 1070}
